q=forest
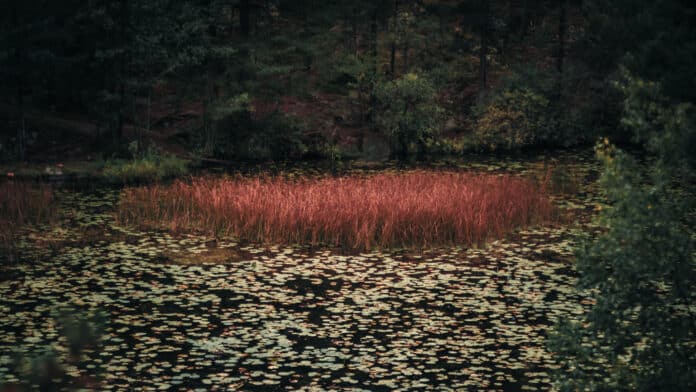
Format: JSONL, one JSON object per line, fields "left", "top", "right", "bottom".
{"left": 0, "top": 0, "right": 695, "bottom": 390}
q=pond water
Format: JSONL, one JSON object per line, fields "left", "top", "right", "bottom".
{"left": 1, "top": 150, "right": 606, "bottom": 390}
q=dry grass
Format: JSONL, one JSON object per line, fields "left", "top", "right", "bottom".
{"left": 117, "top": 171, "right": 554, "bottom": 250}
{"left": 0, "top": 181, "right": 56, "bottom": 261}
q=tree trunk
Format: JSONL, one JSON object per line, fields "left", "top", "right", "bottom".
{"left": 479, "top": 0, "right": 490, "bottom": 97}
{"left": 557, "top": 0, "right": 566, "bottom": 78}
{"left": 390, "top": 0, "right": 398, "bottom": 78}
{"left": 501, "top": 0, "right": 512, "bottom": 58}
{"left": 398, "top": 132, "right": 408, "bottom": 160}
{"left": 520, "top": 0, "right": 528, "bottom": 38}
{"left": 369, "top": 5, "right": 378, "bottom": 127}
{"left": 352, "top": 7, "right": 359, "bottom": 55}
{"left": 146, "top": 88, "right": 152, "bottom": 134}
{"left": 390, "top": 41, "right": 396, "bottom": 78}
{"left": 556, "top": 0, "right": 567, "bottom": 136}
{"left": 116, "top": 0, "right": 129, "bottom": 145}
{"left": 403, "top": 40, "right": 409, "bottom": 74}
{"left": 203, "top": 67, "right": 214, "bottom": 155}
{"left": 240, "top": 0, "right": 250, "bottom": 38}
{"left": 12, "top": 0, "right": 26, "bottom": 161}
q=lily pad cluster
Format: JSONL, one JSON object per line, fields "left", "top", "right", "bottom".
{"left": 1, "top": 151, "right": 605, "bottom": 390}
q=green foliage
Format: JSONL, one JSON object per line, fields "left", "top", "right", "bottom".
{"left": 212, "top": 111, "right": 309, "bottom": 161}
{"left": 567, "top": 70, "right": 625, "bottom": 144}
{"left": 549, "top": 143, "right": 696, "bottom": 391}
{"left": 208, "top": 93, "right": 251, "bottom": 123}
{"left": 618, "top": 71, "right": 696, "bottom": 176}
{"left": 330, "top": 53, "right": 372, "bottom": 91}
{"left": 549, "top": 77, "right": 696, "bottom": 391}
{"left": 500, "top": 65, "right": 559, "bottom": 97}
{"left": 473, "top": 87, "right": 555, "bottom": 150}
{"left": 260, "top": 113, "right": 309, "bottom": 161}
{"left": 582, "top": 0, "right": 696, "bottom": 103}
{"left": 566, "top": 0, "right": 696, "bottom": 140}
{"left": 481, "top": 64, "right": 612, "bottom": 149}
{"left": 319, "top": 52, "right": 376, "bottom": 122}
{"left": 548, "top": 0, "right": 696, "bottom": 381}
{"left": 103, "top": 145, "right": 188, "bottom": 183}
{"left": 375, "top": 73, "right": 444, "bottom": 159}
{"left": 472, "top": 63, "right": 609, "bottom": 151}
{"left": 424, "top": 137, "right": 469, "bottom": 157}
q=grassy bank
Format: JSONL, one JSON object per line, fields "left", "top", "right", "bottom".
{"left": 117, "top": 171, "right": 554, "bottom": 250}
{"left": 1, "top": 154, "right": 189, "bottom": 185}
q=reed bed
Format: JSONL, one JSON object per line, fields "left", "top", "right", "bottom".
{"left": 117, "top": 171, "right": 554, "bottom": 250}
{"left": 1, "top": 181, "right": 55, "bottom": 260}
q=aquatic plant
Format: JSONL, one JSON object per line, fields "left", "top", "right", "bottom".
{"left": 0, "top": 181, "right": 55, "bottom": 262}
{"left": 545, "top": 163, "right": 581, "bottom": 195}
{"left": 118, "top": 171, "right": 554, "bottom": 250}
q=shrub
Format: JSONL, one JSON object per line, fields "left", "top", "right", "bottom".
{"left": 500, "top": 65, "right": 559, "bottom": 96}
{"left": 567, "top": 69, "right": 625, "bottom": 144}
{"left": 549, "top": 143, "right": 696, "bottom": 391}
{"left": 375, "top": 74, "right": 444, "bottom": 159}
{"left": 212, "top": 111, "right": 308, "bottom": 161}
{"left": 549, "top": 76, "right": 696, "bottom": 391}
{"left": 476, "top": 64, "right": 607, "bottom": 149}
{"left": 102, "top": 150, "right": 188, "bottom": 184}
{"left": 117, "top": 171, "right": 553, "bottom": 250}
{"left": 262, "top": 112, "right": 309, "bottom": 161}
{"left": 473, "top": 87, "right": 555, "bottom": 150}
{"left": 422, "top": 136, "right": 479, "bottom": 157}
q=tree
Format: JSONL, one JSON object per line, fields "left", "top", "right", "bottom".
{"left": 10, "top": 0, "right": 26, "bottom": 161}
{"left": 478, "top": 0, "right": 490, "bottom": 96}
{"left": 473, "top": 86, "right": 555, "bottom": 150}
{"left": 239, "top": 0, "right": 251, "bottom": 38}
{"left": 548, "top": 3, "right": 696, "bottom": 386}
{"left": 556, "top": 0, "right": 566, "bottom": 92}
{"left": 580, "top": 0, "right": 696, "bottom": 103}
{"left": 0, "top": 0, "right": 59, "bottom": 160}
{"left": 457, "top": 0, "right": 498, "bottom": 98}
{"left": 549, "top": 73, "right": 696, "bottom": 391}
{"left": 375, "top": 73, "right": 443, "bottom": 159}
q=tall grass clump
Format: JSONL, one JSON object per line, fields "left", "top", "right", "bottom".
{"left": 117, "top": 171, "right": 554, "bottom": 250}
{"left": 1, "top": 181, "right": 55, "bottom": 261}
